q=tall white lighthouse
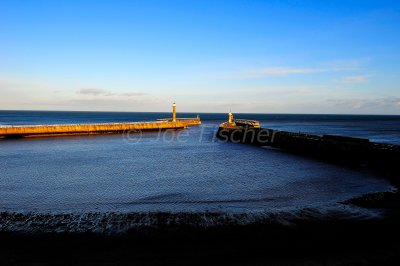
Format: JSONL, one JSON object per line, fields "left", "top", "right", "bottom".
{"left": 172, "top": 102, "right": 177, "bottom": 122}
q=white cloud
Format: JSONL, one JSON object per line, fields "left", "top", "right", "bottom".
{"left": 229, "top": 65, "right": 359, "bottom": 79}
{"left": 320, "top": 59, "right": 366, "bottom": 71}
{"left": 244, "top": 67, "right": 323, "bottom": 77}
{"left": 216, "top": 58, "right": 365, "bottom": 80}
{"left": 122, "top": 92, "right": 147, "bottom": 97}
{"left": 338, "top": 75, "right": 368, "bottom": 84}
{"left": 76, "top": 88, "right": 108, "bottom": 96}
{"left": 325, "top": 97, "right": 400, "bottom": 111}
{"left": 76, "top": 88, "right": 146, "bottom": 97}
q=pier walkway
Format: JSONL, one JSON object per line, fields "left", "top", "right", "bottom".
{"left": 0, "top": 116, "right": 202, "bottom": 138}
{"left": 0, "top": 119, "right": 201, "bottom": 139}
{"left": 0, "top": 103, "right": 201, "bottom": 139}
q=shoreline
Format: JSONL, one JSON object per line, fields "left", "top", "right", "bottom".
{"left": 1, "top": 181, "right": 399, "bottom": 265}
{"left": 0, "top": 199, "right": 394, "bottom": 235}
{"left": 1, "top": 206, "right": 400, "bottom": 265}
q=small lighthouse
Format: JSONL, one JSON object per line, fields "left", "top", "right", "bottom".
{"left": 228, "top": 112, "right": 234, "bottom": 124}
{"left": 172, "top": 102, "right": 177, "bottom": 122}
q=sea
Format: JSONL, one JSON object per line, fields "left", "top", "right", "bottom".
{"left": 0, "top": 111, "right": 399, "bottom": 216}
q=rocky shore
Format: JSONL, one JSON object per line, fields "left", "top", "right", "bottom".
{"left": 0, "top": 208, "right": 376, "bottom": 234}
{"left": 342, "top": 191, "right": 400, "bottom": 209}
{"left": 1, "top": 205, "right": 400, "bottom": 265}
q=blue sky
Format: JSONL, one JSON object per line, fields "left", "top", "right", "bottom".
{"left": 1, "top": 0, "right": 399, "bottom": 114}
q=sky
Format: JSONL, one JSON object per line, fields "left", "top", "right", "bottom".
{"left": 1, "top": 0, "right": 400, "bottom": 114}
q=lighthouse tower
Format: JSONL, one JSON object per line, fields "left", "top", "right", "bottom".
{"left": 172, "top": 102, "right": 177, "bottom": 122}
{"left": 228, "top": 112, "right": 234, "bottom": 124}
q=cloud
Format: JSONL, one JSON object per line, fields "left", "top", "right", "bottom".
{"left": 122, "top": 92, "right": 147, "bottom": 97}
{"left": 338, "top": 75, "right": 368, "bottom": 84}
{"left": 230, "top": 65, "right": 359, "bottom": 79}
{"left": 325, "top": 97, "right": 400, "bottom": 111}
{"left": 76, "top": 88, "right": 146, "bottom": 97}
{"left": 216, "top": 59, "right": 365, "bottom": 80}
{"left": 243, "top": 67, "right": 323, "bottom": 78}
{"left": 321, "top": 59, "right": 366, "bottom": 71}
{"left": 8, "top": 94, "right": 165, "bottom": 112}
{"left": 77, "top": 88, "right": 108, "bottom": 96}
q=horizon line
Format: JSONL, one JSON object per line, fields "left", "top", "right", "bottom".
{"left": 0, "top": 109, "right": 399, "bottom": 116}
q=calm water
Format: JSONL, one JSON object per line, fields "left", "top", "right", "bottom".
{"left": 0, "top": 111, "right": 398, "bottom": 214}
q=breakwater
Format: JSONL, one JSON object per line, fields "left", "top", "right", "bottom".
{"left": 217, "top": 125, "right": 400, "bottom": 184}
{"left": 0, "top": 119, "right": 201, "bottom": 139}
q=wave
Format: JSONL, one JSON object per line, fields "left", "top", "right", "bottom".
{"left": 0, "top": 207, "right": 382, "bottom": 235}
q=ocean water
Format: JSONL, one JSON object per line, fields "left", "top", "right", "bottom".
{"left": 0, "top": 111, "right": 398, "bottom": 214}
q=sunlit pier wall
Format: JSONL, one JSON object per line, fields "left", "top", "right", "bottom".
{"left": 0, "top": 119, "right": 201, "bottom": 138}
